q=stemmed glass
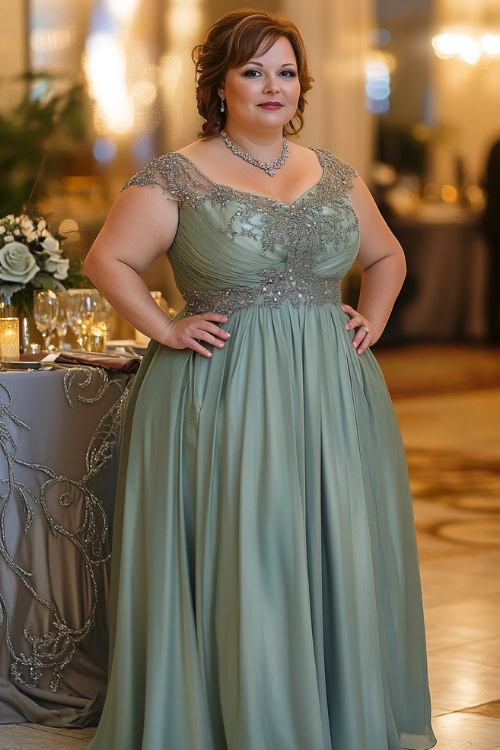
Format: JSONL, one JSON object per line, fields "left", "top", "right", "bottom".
{"left": 66, "top": 290, "right": 100, "bottom": 350}
{"left": 55, "top": 290, "right": 69, "bottom": 350}
{"left": 88, "top": 296, "right": 111, "bottom": 352}
{"left": 33, "top": 290, "right": 59, "bottom": 352}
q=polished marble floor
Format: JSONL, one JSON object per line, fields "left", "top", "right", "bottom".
{"left": 1, "top": 344, "right": 499, "bottom": 749}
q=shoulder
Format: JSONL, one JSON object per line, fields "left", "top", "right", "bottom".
{"left": 121, "top": 152, "right": 190, "bottom": 202}
{"left": 314, "top": 148, "right": 359, "bottom": 190}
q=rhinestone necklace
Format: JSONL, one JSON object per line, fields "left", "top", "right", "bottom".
{"left": 220, "top": 129, "right": 289, "bottom": 176}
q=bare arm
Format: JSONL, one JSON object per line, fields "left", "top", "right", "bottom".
{"left": 341, "top": 175, "right": 406, "bottom": 354}
{"left": 83, "top": 184, "right": 180, "bottom": 342}
{"left": 83, "top": 184, "right": 230, "bottom": 356}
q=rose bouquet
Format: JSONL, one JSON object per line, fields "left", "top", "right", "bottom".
{"left": 0, "top": 213, "right": 88, "bottom": 314}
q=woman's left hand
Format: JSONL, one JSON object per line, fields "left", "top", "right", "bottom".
{"left": 340, "top": 303, "right": 382, "bottom": 354}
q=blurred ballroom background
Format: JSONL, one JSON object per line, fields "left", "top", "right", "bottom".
{"left": 1, "top": 1, "right": 500, "bottom": 748}
{"left": 2, "top": 0, "right": 500, "bottom": 346}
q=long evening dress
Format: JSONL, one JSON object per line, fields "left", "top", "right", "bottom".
{"left": 86, "top": 147, "right": 437, "bottom": 750}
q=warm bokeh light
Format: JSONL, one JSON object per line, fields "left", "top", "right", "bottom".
{"left": 433, "top": 31, "right": 500, "bottom": 64}
{"left": 441, "top": 184, "right": 458, "bottom": 203}
{"left": 166, "top": 1, "right": 202, "bottom": 40}
{"left": 84, "top": 33, "right": 134, "bottom": 134}
{"left": 30, "top": 28, "right": 72, "bottom": 54}
{"left": 432, "top": 33, "right": 481, "bottom": 65}
{"left": 106, "top": 0, "right": 139, "bottom": 22}
{"left": 480, "top": 34, "right": 500, "bottom": 57}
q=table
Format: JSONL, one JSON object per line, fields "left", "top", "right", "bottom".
{"left": 0, "top": 366, "right": 134, "bottom": 728}
{"left": 387, "top": 205, "right": 488, "bottom": 342}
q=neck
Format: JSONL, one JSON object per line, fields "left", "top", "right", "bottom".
{"left": 221, "top": 123, "right": 285, "bottom": 160}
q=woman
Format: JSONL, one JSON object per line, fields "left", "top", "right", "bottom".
{"left": 85, "top": 9, "right": 437, "bottom": 750}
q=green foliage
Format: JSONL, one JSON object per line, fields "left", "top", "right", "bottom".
{"left": 0, "top": 70, "right": 89, "bottom": 216}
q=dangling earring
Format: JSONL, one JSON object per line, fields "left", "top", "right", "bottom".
{"left": 220, "top": 95, "right": 225, "bottom": 113}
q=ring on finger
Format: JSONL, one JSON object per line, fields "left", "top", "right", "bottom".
{"left": 360, "top": 325, "right": 370, "bottom": 334}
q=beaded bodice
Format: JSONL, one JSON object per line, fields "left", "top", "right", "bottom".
{"left": 121, "top": 148, "right": 360, "bottom": 318}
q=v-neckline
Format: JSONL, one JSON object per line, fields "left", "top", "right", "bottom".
{"left": 172, "top": 147, "right": 326, "bottom": 208}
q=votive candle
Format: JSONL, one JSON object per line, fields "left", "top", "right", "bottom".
{"left": 0, "top": 317, "right": 20, "bottom": 361}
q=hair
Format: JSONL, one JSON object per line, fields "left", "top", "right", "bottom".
{"left": 191, "top": 8, "right": 314, "bottom": 140}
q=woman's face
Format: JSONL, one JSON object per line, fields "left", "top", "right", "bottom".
{"left": 218, "top": 36, "right": 300, "bottom": 134}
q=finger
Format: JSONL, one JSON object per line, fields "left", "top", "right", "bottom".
{"left": 192, "top": 329, "right": 227, "bottom": 349}
{"left": 197, "top": 320, "right": 231, "bottom": 340}
{"left": 340, "top": 303, "right": 356, "bottom": 315}
{"left": 351, "top": 326, "right": 369, "bottom": 348}
{"left": 199, "top": 312, "right": 229, "bottom": 324}
{"left": 190, "top": 340, "right": 213, "bottom": 358}
{"left": 345, "top": 315, "right": 364, "bottom": 330}
{"left": 356, "top": 332, "right": 372, "bottom": 354}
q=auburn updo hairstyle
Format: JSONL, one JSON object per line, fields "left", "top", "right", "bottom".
{"left": 191, "top": 8, "right": 314, "bottom": 140}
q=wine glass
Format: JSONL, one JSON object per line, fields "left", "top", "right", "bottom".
{"left": 55, "top": 290, "right": 69, "bottom": 350}
{"left": 66, "top": 290, "right": 99, "bottom": 350}
{"left": 88, "top": 296, "right": 111, "bottom": 352}
{"left": 33, "top": 290, "right": 59, "bottom": 352}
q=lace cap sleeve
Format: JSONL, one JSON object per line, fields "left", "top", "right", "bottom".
{"left": 121, "top": 153, "right": 184, "bottom": 202}
{"left": 317, "top": 148, "right": 358, "bottom": 192}
{"left": 121, "top": 152, "right": 217, "bottom": 207}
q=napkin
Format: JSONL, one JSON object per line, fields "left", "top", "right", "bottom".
{"left": 55, "top": 351, "right": 141, "bottom": 373}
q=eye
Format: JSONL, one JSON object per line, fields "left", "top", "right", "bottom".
{"left": 242, "top": 69, "right": 297, "bottom": 77}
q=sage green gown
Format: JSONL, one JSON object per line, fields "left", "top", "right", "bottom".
{"left": 86, "top": 148, "right": 437, "bottom": 750}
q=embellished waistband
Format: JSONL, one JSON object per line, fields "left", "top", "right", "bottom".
{"left": 180, "top": 271, "right": 342, "bottom": 318}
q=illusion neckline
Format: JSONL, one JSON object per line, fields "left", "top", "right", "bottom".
{"left": 171, "top": 147, "right": 326, "bottom": 208}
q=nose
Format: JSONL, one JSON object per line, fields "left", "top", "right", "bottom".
{"left": 263, "top": 75, "right": 281, "bottom": 95}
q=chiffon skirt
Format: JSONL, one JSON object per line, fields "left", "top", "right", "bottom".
{"left": 86, "top": 300, "right": 437, "bottom": 750}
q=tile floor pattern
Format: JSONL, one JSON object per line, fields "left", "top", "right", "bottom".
{"left": 1, "top": 345, "right": 499, "bottom": 749}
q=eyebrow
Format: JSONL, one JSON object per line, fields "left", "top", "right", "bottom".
{"left": 244, "top": 62, "right": 297, "bottom": 68}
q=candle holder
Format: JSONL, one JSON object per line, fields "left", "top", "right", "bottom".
{"left": 0, "top": 317, "right": 20, "bottom": 361}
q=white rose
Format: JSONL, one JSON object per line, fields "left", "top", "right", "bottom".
{"left": 42, "top": 235, "right": 60, "bottom": 254}
{"left": 37, "top": 220, "right": 47, "bottom": 232}
{"left": 0, "top": 227, "right": 5, "bottom": 235}
{"left": 20, "top": 217, "right": 34, "bottom": 231}
{"left": 13, "top": 229, "right": 21, "bottom": 236}
{"left": 45, "top": 255, "right": 69, "bottom": 279}
{"left": 0, "top": 241, "right": 38, "bottom": 284}
{"left": 53, "top": 258, "right": 69, "bottom": 280}
{"left": 4, "top": 235, "right": 14, "bottom": 242}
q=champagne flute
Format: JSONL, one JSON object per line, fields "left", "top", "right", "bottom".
{"left": 67, "top": 290, "right": 99, "bottom": 350}
{"left": 88, "top": 295, "right": 111, "bottom": 352}
{"left": 55, "top": 290, "right": 69, "bottom": 350}
{"left": 33, "top": 290, "right": 59, "bottom": 352}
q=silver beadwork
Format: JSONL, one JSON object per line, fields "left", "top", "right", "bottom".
{"left": 121, "top": 147, "right": 359, "bottom": 319}
{"left": 0, "top": 371, "right": 133, "bottom": 693}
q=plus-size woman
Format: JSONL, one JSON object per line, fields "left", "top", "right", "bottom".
{"left": 84, "top": 9, "right": 437, "bottom": 750}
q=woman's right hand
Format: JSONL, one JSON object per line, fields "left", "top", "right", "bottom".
{"left": 163, "top": 312, "right": 231, "bottom": 358}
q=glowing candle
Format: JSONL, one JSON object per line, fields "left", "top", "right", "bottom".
{"left": 0, "top": 317, "right": 20, "bottom": 361}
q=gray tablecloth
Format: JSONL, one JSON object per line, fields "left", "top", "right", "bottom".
{"left": 0, "top": 367, "right": 134, "bottom": 727}
{"left": 390, "top": 213, "right": 487, "bottom": 340}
